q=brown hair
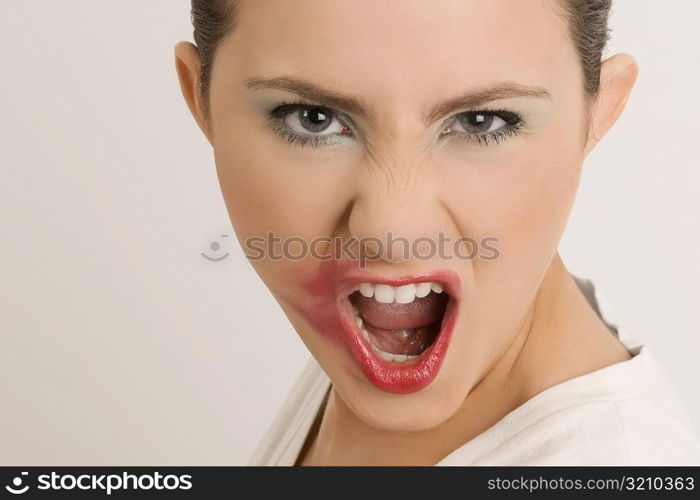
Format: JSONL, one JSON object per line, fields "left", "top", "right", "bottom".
{"left": 190, "top": 0, "right": 612, "bottom": 112}
{"left": 190, "top": 0, "right": 239, "bottom": 114}
{"left": 556, "top": 0, "right": 613, "bottom": 98}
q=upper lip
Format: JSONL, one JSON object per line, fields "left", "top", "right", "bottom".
{"left": 335, "top": 269, "right": 461, "bottom": 303}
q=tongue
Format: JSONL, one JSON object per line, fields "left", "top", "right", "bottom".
{"left": 352, "top": 292, "right": 448, "bottom": 330}
{"left": 363, "top": 323, "right": 441, "bottom": 356}
{"left": 351, "top": 291, "right": 449, "bottom": 356}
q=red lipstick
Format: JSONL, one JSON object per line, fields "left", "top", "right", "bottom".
{"left": 293, "top": 260, "right": 460, "bottom": 394}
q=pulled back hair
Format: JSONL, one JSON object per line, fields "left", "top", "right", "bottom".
{"left": 189, "top": 0, "right": 612, "bottom": 114}
{"left": 190, "top": 0, "right": 240, "bottom": 113}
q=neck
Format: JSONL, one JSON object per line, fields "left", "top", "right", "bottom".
{"left": 302, "top": 253, "right": 630, "bottom": 465}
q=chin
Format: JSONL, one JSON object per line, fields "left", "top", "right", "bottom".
{"left": 332, "top": 363, "right": 469, "bottom": 433}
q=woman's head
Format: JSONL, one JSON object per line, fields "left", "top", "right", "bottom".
{"left": 176, "top": 0, "right": 637, "bottom": 431}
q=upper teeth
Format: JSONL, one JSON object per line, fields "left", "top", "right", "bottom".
{"left": 355, "top": 281, "right": 443, "bottom": 304}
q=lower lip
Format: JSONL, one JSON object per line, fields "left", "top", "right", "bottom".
{"left": 338, "top": 293, "right": 459, "bottom": 394}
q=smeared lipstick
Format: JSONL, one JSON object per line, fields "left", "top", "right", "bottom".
{"left": 290, "top": 260, "right": 460, "bottom": 394}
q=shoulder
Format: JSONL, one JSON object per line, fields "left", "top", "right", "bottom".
{"left": 493, "top": 390, "right": 700, "bottom": 465}
{"left": 440, "top": 345, "right": 700, "bottom": 466}
{"left": 611, "top": 360, "right": 700, "bottom": 465}
{"left": 247, "top": 357, "right": 330, "bottom": 465}
{"left": 472, "top": 400, "right": 628, "bottom": 465}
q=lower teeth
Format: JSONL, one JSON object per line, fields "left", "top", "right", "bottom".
{"left": 352, "top": 309, "right": 421, "bottom": 363}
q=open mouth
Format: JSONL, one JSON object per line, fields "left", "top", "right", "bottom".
{"left": 349, "top": 282, "right": 449, "bottom": 363}
{"left": 330, "top": 270, "right": 460, "bottom": 394}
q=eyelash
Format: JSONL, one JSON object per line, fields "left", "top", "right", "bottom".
{"left": 266, "top": 99, "right": 524, "bottom": 150}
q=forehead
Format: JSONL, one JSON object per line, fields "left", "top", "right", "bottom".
{"left": 220, "top": 0, "right": 574, "bottom": 103}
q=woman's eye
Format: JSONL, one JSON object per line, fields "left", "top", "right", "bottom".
{"left": 451, "top": 111, "right": 519, "bottom": 134}
{"left": 285, "top": 106, "right": 343, "bottom": 134}
{"left": 267, "top": 103, "right": 354, "bottom": 149}
{"left": 454, "top": 112, "right": 505, "bottom": 134}
{"left": 443, "top": 110, "right": 523, "bottom": 145}
{"left": 269, "top": 104, "right": 353, "bottom": 146}
{"left": 267, "top": 103, "right": 522, "bottom": 150}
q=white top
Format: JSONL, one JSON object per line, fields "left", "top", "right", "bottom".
{"left": 248, "top": 277, "right": 700, "bottom": 465}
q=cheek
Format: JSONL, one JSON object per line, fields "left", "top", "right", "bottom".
{"left": 443, "top": 124, "right": 584, "bottom": 267}
{"left": 210, "top": 117, "right": 362, "bottom": 302}
{"left": 495, "top": 147, "right": 580, "bottom": 258}
{"left": 212, "top": 121, "right": 356, "bottom": 243}
{"left": 442, "top": 122, "right": 583, "bottom": 313}
{"left": 437, "top": 129, "right": 584, "bottom": 385}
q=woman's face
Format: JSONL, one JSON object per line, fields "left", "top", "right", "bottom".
{"left": 204, "top": 0, "right": 589, "bottom": 431}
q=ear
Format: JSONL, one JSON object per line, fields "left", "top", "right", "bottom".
{"left": 174, "top": 41, "right": 212, "bottom": 144}
{"left": 584, "top": 53, "right": 639, "bottom": 156}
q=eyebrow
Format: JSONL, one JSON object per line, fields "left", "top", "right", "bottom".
{"left": 244, "top": 75, "right": 551, "bottom": 125}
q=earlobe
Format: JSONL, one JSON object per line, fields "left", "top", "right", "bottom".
{"left": 584, "top": 53, "right": 639, "bottom": 156}
{"left": 174, "top": 41, "right": 212, "bottom": 144}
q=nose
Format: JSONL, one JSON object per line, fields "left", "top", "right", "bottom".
{"left": 346, "top": 154, "right": 458, "bottom": 266}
